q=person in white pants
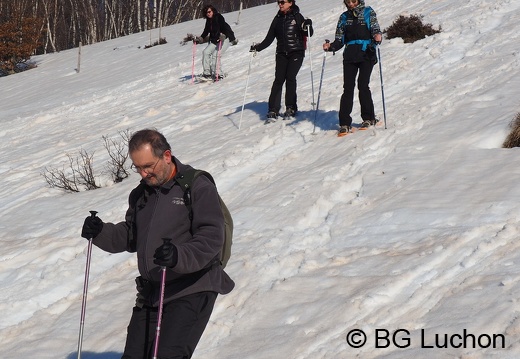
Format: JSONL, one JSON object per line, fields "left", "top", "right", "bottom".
{"left": 202, "top": 37, "right": 230, "bottom": 79}
{"left": 195, "top": 4, "right": 238, "bottom": 81}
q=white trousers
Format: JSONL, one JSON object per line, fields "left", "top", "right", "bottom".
{"left": 202, "top": 39, "right": 229, "bottom": 76}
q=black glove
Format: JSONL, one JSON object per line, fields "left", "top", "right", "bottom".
{"left": 153, "top": 239, "right": 178, "bottom": 267}
{"left": 81, "top": 216, "right": 103, "bottom": 239}
{"left": 249, "top": 45, "right": 257, "bottom": 52}
{"left": 302, "top": 18, "right": 313, "bottom": 28}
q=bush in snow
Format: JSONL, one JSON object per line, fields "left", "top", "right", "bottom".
{"left": 503, "top": 113, "right": 520, "bottom": 148}
{"left": 42, "top": 130, "right": 131, "bottom": 192}
{"left": 384, "top": 14, "right": 441, "bottom": 43}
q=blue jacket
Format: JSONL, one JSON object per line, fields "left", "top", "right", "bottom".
{"left": 328, "top": 1, "right": 381, "bottom": 63}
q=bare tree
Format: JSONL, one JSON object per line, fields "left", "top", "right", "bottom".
{"left": 1, "top": 0, "right": 277, "bottom": 70}
{"left": 39, "top": 0, "right": 57, "bottom": 53}
{"left": 42, "top": 160, "right": 81, "bottom": 193}
{"left": 41, "top": 149, "right": 100, "bottom": 192}
{"left": 102, "top": 130, "right": 131, "bottom": 183}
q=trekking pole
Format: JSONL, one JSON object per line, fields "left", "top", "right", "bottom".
{"left": 152, "top": 238, "right": 170, "bottom": 359}
{"left": 312, "top": 40, "right": 329, "bottom": 134}
{"left": 77, "top": 210, "right": 97, "bottom": 359}
{"left": 191, "top": 40, "right": 196, "bottom": 84}
{"left": 377, "top": 46, "right": 387, "bottom": 129}
{"left": 307, "top": 25, "right": 316, "bottom": 114}
{"left": 239, "top": 46, "right": 255, "bottom": 130}
{"left": 215, "top": 40, "right": 223, "bottom": 82}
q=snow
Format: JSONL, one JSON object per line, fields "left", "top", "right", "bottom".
{"left": 1, "top": 0, "right": 520, "bottom": 357}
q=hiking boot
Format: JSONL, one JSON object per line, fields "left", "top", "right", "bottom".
{"left": 361, "top": 119, "right": 378, "bottom": 128}
{"left": 360, "top": 120, "right": 373, "bottom": 128}
{"left": 265, "top": 111, "right": 278, "bottom": 124}
{"left": 283, "top": 107, "right": 297, "bottom": 119}
{"left": 199, "top": 74, "right": 213, "bottom": 82}
{"left": 338, "top": 125, "right": 352, "bottom": 136}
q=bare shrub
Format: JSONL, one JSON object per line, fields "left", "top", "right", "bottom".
{"left": 42, "top": 158, "right": 80, "bottom": 193}
{"left": 144, "top": 37, "right": 167, "bottom": 49}
{"left": 42, "top": 149, "right": 100, "bottom": 192}
{"left": 384, "top": 14, "right": 441, "bottom": 43}
{"left": 103, "top": 129, "right": 131, "bottom": 183}
{"left": 503, "top": 113, "right": 520, "bottom": 148}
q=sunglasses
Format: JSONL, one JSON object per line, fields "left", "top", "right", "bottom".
{"left": 277, "top": 1, "right": 288, "bottom": 5}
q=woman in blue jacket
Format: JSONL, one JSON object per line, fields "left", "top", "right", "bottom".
{"left": 323, "top": 0, "right": 382, "bottom": 135}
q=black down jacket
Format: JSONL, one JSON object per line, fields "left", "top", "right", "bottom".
{"left": 255, "top": 4, "right": 313, "bottom": 55}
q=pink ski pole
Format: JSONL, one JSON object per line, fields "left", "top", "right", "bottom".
{"left": 152, "top": 238, "right": 170, "bottom": 359}
{"left": 191, "top": 41, "right": 196, "bottom": 84}
{"left": 215, "top": 40, "right": 223, "bottom": 82}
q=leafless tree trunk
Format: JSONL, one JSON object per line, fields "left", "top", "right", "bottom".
{"left": 40, "top": 0, "right": 57, "bottom": 53}
{"left": 0, "top": 0, "right": 275, "bottom": 56}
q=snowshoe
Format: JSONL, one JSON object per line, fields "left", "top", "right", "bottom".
{"left": 265, "top": 111, "right": 278, "bottom": 124}
{"left": 198, "top": 74, "right": 213, "bottom": 82}
{"left": 359, "top": 119, "right": 378, "bottom": 130}
{"left": 337, "top": 125, "right": 352, "bottom": 137}
{"left": 283, "top": 107, "right": 297, "bottom": 120}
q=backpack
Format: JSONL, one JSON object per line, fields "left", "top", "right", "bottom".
{"left": 174, "top": 168, "right": 233, "bottom": 268}
{"left": 295, "top": 13, "right": 311, "bottom": 50}
{"left": 345, "top": 6, "right": 374, "bottom": 52}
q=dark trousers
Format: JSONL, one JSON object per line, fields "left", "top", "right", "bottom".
{"left": 268, "top": 52, "right": 304, "bottom": 113}
{"left": 339, "top": 59, "right": 375, "bottom": 126}
{"left": 121, "top": 291, "right": 217, "bottom": 359}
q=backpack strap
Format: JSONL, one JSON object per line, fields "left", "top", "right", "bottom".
{"left": 346, "top": 39, "right": 372, "bottom": 51}
{"left": 346, "top": 7, "right": 373, "bottom": 51}
{"left": 364, "top": 6, "right": 371, "bottom": 32}
{"left": 174, "top": 168, "right": 214, "bottom": 220}
{"left": 175, "top": 169, "right": 223, "bottom": 267}
{"left": 128, "top": 182, "right": 147, "bottom": 252}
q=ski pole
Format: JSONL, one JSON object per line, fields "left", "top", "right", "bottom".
{"left": 313, "top": 40, "right": 329, "bottom": 134}
{"left": 239, "top": 47, "right": 255, "bottom": 130}
{"left": 377, "top": 46, "right": 387, "bottom": 129}
{"left": 152, "top": 238, "right": 170, "bottom": 359}
{"left": 77, "top": 210, "right": 97, "bottom": 359}
{"left": 215, "top": 40, "right": 223, "bottom": 82}
{"left": 191, "top": 40, "right": 196, "bottom": 84}
{"left": 307, "top": 25, "right": 316, "bottom": 114}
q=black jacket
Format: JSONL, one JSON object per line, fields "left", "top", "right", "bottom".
{"left": 255, "top": 5, "right": 313, "bottom": 55}
{"left": 93, "top": 157, "right": 234, "bottom": 306}
{"left": 201, "top": 13, "right": 236, "bottom": 45}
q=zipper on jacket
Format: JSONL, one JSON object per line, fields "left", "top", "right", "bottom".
{"left": 142, "top": 188, "right": 160, "bottom": 281}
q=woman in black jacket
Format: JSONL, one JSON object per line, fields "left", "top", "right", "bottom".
{"left": 196, "top": 5, "right": 237, "bottom": 81}
{"left": 251, "top": 0, "right": 313, "bottom": 122}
